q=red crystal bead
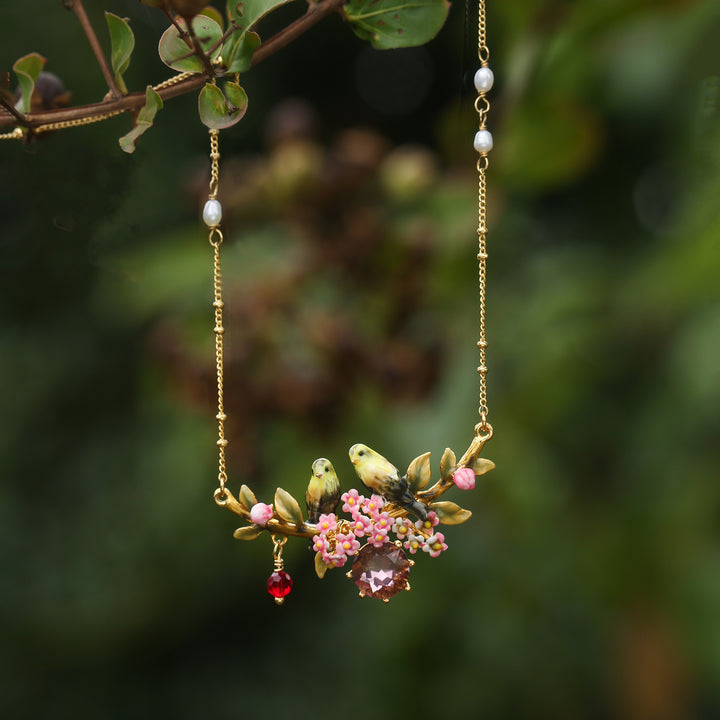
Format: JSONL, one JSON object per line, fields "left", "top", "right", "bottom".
{"left": 267, "top": 571, "right": 292, "bottom": 604}
{"left": 350, "top": 543, "right": 410, "bottom": 601}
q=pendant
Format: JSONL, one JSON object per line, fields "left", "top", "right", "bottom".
{"left": 216, "top": 424, "right": 493, "bottom": 603}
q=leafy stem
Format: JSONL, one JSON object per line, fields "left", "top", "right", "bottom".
{"left": 66, "top": 0, "right": 122, "bottom": 99}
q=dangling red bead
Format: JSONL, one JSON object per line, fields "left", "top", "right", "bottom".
{"left": 267, "top": 571, "right": 292, "bottom": 604}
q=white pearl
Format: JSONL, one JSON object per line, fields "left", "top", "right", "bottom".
{"left": 203, "top": 199, "right": 222, "bottom": 227}
{"left": 474, "top": 67, "right": 494, "bottom": 93}
{"left": 474, "top": 130, "right": 493, "bottom": 154}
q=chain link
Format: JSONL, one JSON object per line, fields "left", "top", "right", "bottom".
{"left": 207, "top": 128, "right": 229, "bottom": 503}
{"left": 475, "top": 0, "right": 492, "bottom": 434}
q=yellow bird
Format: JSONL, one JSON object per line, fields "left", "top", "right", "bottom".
{"left": 305, "top": 458, "right": 341, "bottom": 524}
{"left": 348, "top": 443, "right": 428, "bottom": 520}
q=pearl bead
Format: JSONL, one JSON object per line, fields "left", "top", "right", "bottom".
{"left": 474, "top": 130, "right": 493, "bottom": 154}
{"left": 474, "top": 67, "right": 494, "bottom": 93}
{"left": 203, "top": 199, "right": 222, "bottom": 227}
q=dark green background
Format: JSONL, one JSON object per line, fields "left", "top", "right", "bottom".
{"left": 1, "top": 1, "right": 719, "bottom": 718}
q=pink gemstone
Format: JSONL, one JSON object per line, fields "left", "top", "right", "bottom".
{"left": 350, "top": 543, "right": 410, "bottom": 601}
{"left": 267, "top": 571, "right": 292, "bottom": 602}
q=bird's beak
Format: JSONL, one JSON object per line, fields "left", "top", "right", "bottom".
{"left": 351, "top": 458, "right": 358, "bottom": 465}
{"left": 314, "top": 472, "right": 322, "bottom": 478}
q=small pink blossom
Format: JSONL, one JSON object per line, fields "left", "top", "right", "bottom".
{"left": 423, "top": 532, "right": 448, "bottom": 558}
{"left": 403, "top": 534, "right": 423, "bottom": 554}
{"left": 335, "top": 533, "right": 360, "bottom": 557}
{"left": 453, "top": 467, "right": 476, "bottom": 491}
{"left": 250, "top": 502, "right": 274, "bottom": 526}
{"left": 374, "top": 511, "right": 392, "bottom": 533}
{"left": 313, "top": 534, "right": 328, "bottom": 554}
{"left": 415, "top": 510, "right": 439, "bottom": 536}
{"left": 317, "top": 513, "right": 337, "bottom": 533}
{"left": 369, "top": 527, "right": 389, "bottom": 548}
{"left": 361, "top": 494, "right": 385, "bottom": 519}
{"left": 341, "top": 489, "right": 365, "bottom": 516}
{"left": 392, "top": 517, "right": 413, "bottom": 539}
{"left": 350, "top": 514, "right": 372, "bottom": 538}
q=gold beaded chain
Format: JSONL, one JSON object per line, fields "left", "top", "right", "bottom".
{"left": 474, "top": 0, "right": 493, "bottom": 441}
{"left": 203, "top": 129, "right": 229, "bottom": 507}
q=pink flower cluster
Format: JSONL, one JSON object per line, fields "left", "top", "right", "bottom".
{"left": 313, "top": 489, "right": 448, "bottom": 568}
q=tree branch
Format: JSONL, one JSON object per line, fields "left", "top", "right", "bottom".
{"left": 0, "top": 96, "right": 28, "bottom": 126}
{"left": 67, "top": 0, "right": 122, "bottom": 100}
{"left": 0, "top": 0, "right": 347, "bottom": 131}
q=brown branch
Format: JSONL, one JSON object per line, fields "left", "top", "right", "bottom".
{"left": 185, "top": 18, "right": 216, "bottom": 78}
{"left": 0, "top": 0, "right": 347, "bottom": 131}
{"left": 0, "top": 96, "right": 29, "bottom": 126}
{"left": 68, "top": 0, "right": 122, "bottom": 100}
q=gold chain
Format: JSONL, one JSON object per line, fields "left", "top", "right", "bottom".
{"left": 475, "top": 0, "right": 493, "bottom": 437}
{"left": 0, "top": 72, "right": 198, "bottom": 141}
{"left": 206, "top": 128, "right": 229, "bottom": 505}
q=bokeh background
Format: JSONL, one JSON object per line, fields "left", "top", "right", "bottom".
{"left": 1, "top": 0, "right": 719, "bottom": 718}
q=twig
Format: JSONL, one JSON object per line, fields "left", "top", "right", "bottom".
{"left": 185, "top": 18, "right": 216, "bottom": 79}
{"left": 67, "top": 0, "right": 122, "bottom": 99}
{"left": 0, "top": 0, "right": 348, "bottom": 131}
{"left": 252, "top": 0, "right": 345, "bottom": 66}
{"left": 0, "top": 96, "right": 29, "bottom": 126}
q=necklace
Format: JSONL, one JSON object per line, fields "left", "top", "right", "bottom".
{"left": 205, "top": 0, "right": 496, "bottom": 604}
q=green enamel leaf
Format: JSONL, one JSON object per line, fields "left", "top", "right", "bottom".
{"left": 238, "top": 484, "right": 258, "bottom": 510}
{"left": 343, "top": 0, "right": 449, "bottom": 49}
{"left": 222, "top": 30, "right": 261, "bottom": 73}
{"left": 13, "top": 52, "right": 46, "bottom": 114}
{"left": 406, "top": 451, "right": 431, "bottom": 492}
{"left": 440, "top": 447, "right": 456, "bottom": 481}
{"left": 429, "top": 501, "right": 472, "bottom": 525}
{"left": 198, "top": 81, "right": 248, "bottom": 129}
{"left": 158, "top": 15, "right": 223, "bottom": 72}
{"left": 119, "top": 86, "right": 162, "bottom": 153}
{"left": 274, "top": 487, "right": 304, "bottom": 526}
{"left": 471, "top": 457, "right": 495, "bottom": 476}
{"left": 105, "top": 13, "right": 135, "bottom": 94}
{"left": 233, "top": 524, "right": 264, "bottom": 540}
{"left": 227, "top": 0, "right": 295, "bottom": 32}
{"left": 314, "top": 550, "right": 331, "bottom": 579}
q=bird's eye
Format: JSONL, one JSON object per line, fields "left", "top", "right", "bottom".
{"left": 358, "top": 450, "right": 365, "bottom": 456}
{"left": 325, "top": 466, "right": 330, "bottom": 473}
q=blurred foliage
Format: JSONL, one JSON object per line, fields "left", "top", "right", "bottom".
{"left": 1, "top": 1, "right": 719, "bottom": 719}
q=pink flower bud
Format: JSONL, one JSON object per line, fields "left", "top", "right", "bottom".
{"left": 250, "top": 502, "right": 274, "bottom": 526}
{"left": 452, "top": 467, "right": 476, "bottom": 490}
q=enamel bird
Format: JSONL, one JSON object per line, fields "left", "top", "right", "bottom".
{"left": 305, "top": 457, "right": 341, "bottom": 524}
{"left": 348, "top": 443, "right": 428, "bottom": 520}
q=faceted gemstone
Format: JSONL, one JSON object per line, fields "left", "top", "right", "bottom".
{"left": 267, "top": 571, "right": 292, "bottom": 604}
{"left": 351, "top": 543, "right": 410, "bottom": 601}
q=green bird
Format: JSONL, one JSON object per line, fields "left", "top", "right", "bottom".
{"left": 348, "top": 443, "right": 428, "bottom": 520}
{"left": 305, "top": 457, "right": 341, "bottom": 524}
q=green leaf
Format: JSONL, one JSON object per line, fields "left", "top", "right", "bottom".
{"left": 198, "top": 81, "right": 248, "bottom": 129}
{"left": 406, "top": 451, "right": 431, "bottom": 492}
{"left": 200, "top": 6, "right": 225, "bottom": 29}
{"left": 471, "top": 457, "right": 495, "bottom": 476}
{"left": 440, "top": 447, "right": 456, "bottom": 481}
{"left": 314, "top": 550, "right": 331, "bottom": 579}
{"left": 343, "top": 0, "right": 449, "bottom": 50}
{"left": 158, "top": 15, "right": 223, "bottom": 72}
{"left": 233, "top": 524, "right": 263, "bottom": 540}
{"left": 274, "top": 487, "right": 304, "bottom": 526}
{"left": 429, "top": 501, "right": 472, "bottom": 525}
{"left": 118, "top": 86, "right": 163, "bottom": 154}
{"left": 13, "top": 53, "right": 46, "bottom": 114}
{"left": 227, "top": 0, "right": 295, "bottom": 32}
{"left": 105, "top": 13, "right": 135, "bottom": 94}
{"left": 222, "top": 30, "right": 261, "bottom": 73}
{"left": 238, "top": 484, "right": 258, "bottom": 510}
